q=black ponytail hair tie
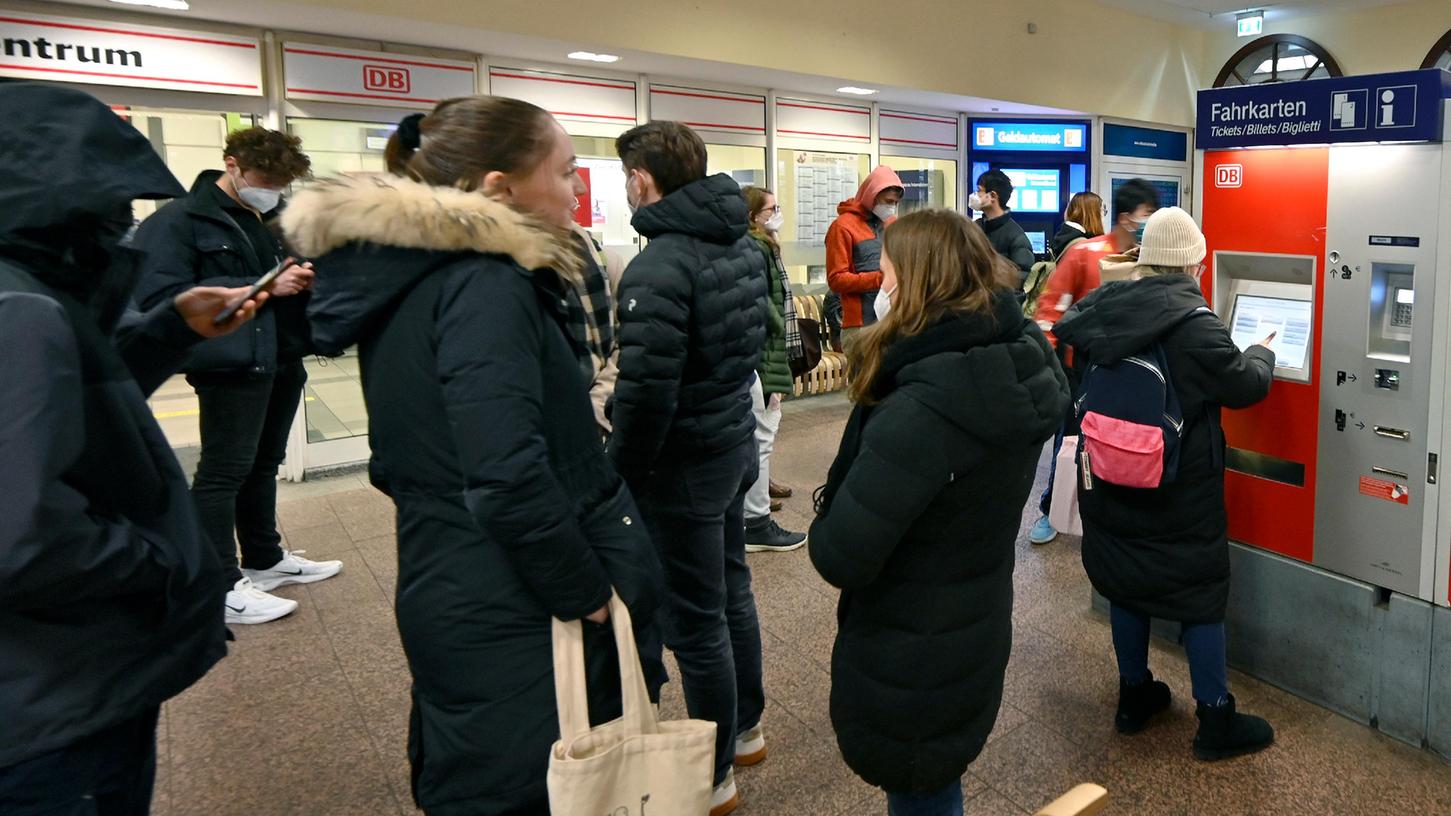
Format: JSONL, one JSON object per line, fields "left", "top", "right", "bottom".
{"left": 397, "top": 113, "right": 424, "bottom": 150}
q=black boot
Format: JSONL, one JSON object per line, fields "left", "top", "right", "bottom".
{"left": 1115, "top": 673, "right": 1172, "bottom": 734}
{"left": 1193, "top": 694, "right": 1274, "bottom": 761}
{"left": 745, "top": 517, "right": 807, "bottom": 553}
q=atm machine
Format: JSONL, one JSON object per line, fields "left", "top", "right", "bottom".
{"left": 1198, "top": 68, "right": 1451, "bottom": 610}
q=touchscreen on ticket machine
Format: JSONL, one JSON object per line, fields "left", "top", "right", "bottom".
{"left": 1197, "top": 68, "right": 1451, "bottom": 606}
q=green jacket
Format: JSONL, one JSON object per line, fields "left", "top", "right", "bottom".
{"left": 751, "top": 233, "right": 793, "bottom": 395}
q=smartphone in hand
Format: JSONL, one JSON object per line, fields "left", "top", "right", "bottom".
{"left": 212, "top": 261, "right": 285, "bottom": 325}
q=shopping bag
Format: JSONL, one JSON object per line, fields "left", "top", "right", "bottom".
{"left": 547, "top": 592, "right": 716, "bottom": 815}
{"left": 1048, "top": 435, "right": 1084, "bottom": 537}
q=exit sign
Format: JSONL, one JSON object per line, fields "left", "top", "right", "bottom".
{"left": 1237, "top": 12, "right": 1264, "bottom": 37}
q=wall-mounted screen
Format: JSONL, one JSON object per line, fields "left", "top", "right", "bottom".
{"left": 1026, "top": 231, "right": 1047, "bottom": 254}
{"left": 1230, "top": 294, "right": 1313, "bottom": 371}
{"left": 1002, "top": 168, "right": 1061, "bottom": 213}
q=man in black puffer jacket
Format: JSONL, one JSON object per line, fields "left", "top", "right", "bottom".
{"left": 610, "top": 121, "right": 768, "bottom": 814}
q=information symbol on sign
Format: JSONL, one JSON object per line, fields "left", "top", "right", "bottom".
{"left": 1374, "top": 85, "right": 1416, "bottom": 130}
{"left": 364, "top": 65, "right": 411, "bottom": 94}
{"left": 1215, "top": 164, "right": 1243, "bottom": 188}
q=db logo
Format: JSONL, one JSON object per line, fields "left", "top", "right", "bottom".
{"left": 364, "top": 65, "right": 411, "bottom": 94}
{"left": 1216, "top": 164, "right": 1243, "bottom": 188}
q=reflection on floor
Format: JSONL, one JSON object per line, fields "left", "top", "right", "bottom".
{"left": 148, "top": 354, "right": 368, "bottom": 454}
{"left": 155, "top": 395, "right": 1451, "bottom": 816}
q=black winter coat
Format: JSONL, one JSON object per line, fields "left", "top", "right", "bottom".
{"left": 283, "top": 175, "right": 663, "bottom": 816}
{"left": 610, "top": 173, "right": 767, "bottom": 488}
{"left": 809, "top": 292, "right": 1069, "bottom": 794}
{"left": 132, "top": 170, "right": 311, "bottom": 375}
{"left": 1050, "top": 222, "right": 1092, "bottom": 260}
{"left": 0, "top": 84, "right": 227, "bottom": 769}
{"left": 981, "top": 212, "right": 1036, "bottom": 278}
{"left": 1054, "top": 275, "right": 1275, "bottom": 623}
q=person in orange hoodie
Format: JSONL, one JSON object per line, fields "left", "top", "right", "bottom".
{"left": 826, "top": 165, "right": 904, "bottom": 351}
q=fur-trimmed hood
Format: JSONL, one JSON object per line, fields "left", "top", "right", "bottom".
{"left": 284, "top": 174, "right": 583, "bottom": 356}
{"left": 281, "top": 174, "right": 580, "bottom": 275}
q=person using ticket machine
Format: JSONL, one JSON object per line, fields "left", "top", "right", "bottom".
{"left": 1054, "top": 207, "right": 1279, "bottom": 762}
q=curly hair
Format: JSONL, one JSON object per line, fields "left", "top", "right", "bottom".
{"left": 224, "top": 127, "right": 311, "bottom": 181}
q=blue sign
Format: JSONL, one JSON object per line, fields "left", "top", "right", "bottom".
{"left": 1002, "top": 168, "right": 1061, "bottom": 213}
{"left": 1103, "top": 123, "right": 1188, "bottom": 161}
{"left": 971, "top": 121, "right": 1088, "bottom": 153}
{"left": 1196, "top": 69, "right": 1451, "bottom": 150}
{"left": 1111, "top": 176, "right": 1180, "bottom": 210}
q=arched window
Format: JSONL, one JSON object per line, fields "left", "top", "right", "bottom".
{"left": 1422, "top": 29, "right": 1451, "bottom": 70}
{"left": 1214, "top": 34, "right": 1343, "bottom": 88}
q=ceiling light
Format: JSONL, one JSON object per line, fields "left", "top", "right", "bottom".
{"left": 837, "top": 86, "right": 878, "bottom": 96}
{"left": 109, "top": 0, "right": 191, "bottom": 9}
{"left": 568, "top": 51, "right": 620, "bottom": 63}
{"left": 1236, "top": 10, "right": 1264, "bottom": 37}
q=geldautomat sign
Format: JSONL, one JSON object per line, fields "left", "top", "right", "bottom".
{"left": 1196, "top": 69, "right": 1451, "bottom": 150}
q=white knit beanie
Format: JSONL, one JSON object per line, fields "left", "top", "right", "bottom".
{"left": 1136, "top": 206, "right": 1206, "bottom": 268}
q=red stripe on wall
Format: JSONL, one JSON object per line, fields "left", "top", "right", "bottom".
{"left": 881, "top": 111, "right": 957, "bottom": 125}
{"left": 881, "top": 136, "right": 958, "bottom": 148}
{"left": 491, "top": 71, "right": 634, "bottom": 91}
{"left": 778, "top": 128, "right": 869, "bottom": 140}
{"left": 286, "top": 87, "right": 440, "bottom": 104}
{"left": 284, "top": 48, "right": 473, "bottom": 72}
{"left": 778, "top": 101, "right": 869, "bottom": 116}
{"left": 551, "top": 110, "right": 637, "bottom": 122}
{"left": 681, "top": 121, "right": 766, "bottom": 132}
{"left": 0, "top": 63, "right": 257, "bottom": 88}
{"left": 651, "top": 87, "right": 764, "bottom": 105}
{"left": 0, "top": 16, "right": 256, "bottom": 48}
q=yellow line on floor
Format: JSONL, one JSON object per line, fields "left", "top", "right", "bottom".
{"left": 153, "top": 396, "right": 316, "bottom": 420}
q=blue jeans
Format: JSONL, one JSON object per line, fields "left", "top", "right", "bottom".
{"left": 638, "top": 437, "right": 765, "bottom": 787}
{"left": 1038, "top": 425, "right": 1066, "bottom": 517}
{"left": 886, "top": 779, "right": 964, "bottom": 816}
{"left": 1109, "top": 604, "right": 1229, "bottom": 705}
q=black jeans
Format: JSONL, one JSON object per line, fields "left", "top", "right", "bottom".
{"left": 188, "top": 360, "right": 307, "bottom": 585}
{"left": 0, "top": 707, "right": 159, "bottom": 816}
{"left": 637, "top": 437, "right": 765, "bottom": 787}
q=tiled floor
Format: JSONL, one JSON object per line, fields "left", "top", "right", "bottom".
{"left": 159, "top": 394, "right": 1451, "bottom": 816}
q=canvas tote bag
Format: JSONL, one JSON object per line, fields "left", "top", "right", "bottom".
{"left": 1048, "top": 435, "right": 1085, "bottom": 537}
{"left": 547, "top": 592, "right": 716, "bottom": 815}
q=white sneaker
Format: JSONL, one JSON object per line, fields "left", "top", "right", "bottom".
{"left": 709, "top": 769, "right": 738, "bottom": 816}
{"left": 243, "top": 550, "right": 343, "bottom": 592}
{"left": 734, "top": 724, "right": 767, "bottom": 767}
{"left": 225, "top": 577, "right": 299, "bottom": 625}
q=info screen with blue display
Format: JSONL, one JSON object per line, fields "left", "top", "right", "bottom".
{"left": 1002, "top": 168, "right": 1061, "bottom": 213}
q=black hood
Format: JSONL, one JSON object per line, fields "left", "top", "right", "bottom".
{"left": 0, "top": 84, "right": 183, "bottom": 240}
{"left": 631, "top": 173, "right": 749, "bottom": 244}
{"left": 1054, "top": 274, "right": 1210, "bottom": 364}
{"left": 876, "top": 290, "right": 1068, "bottom": 444}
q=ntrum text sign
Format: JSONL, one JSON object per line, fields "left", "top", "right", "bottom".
{"left": 0, "top": 11, "right": 262, "bottom": 95}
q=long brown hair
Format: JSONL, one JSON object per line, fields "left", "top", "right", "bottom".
{"left": 385, "top": 96, "right": 556, "bottom": 191}
{"left": 743, "top": 186, "right": 779, "bottom": 253}
{"left": 1065, "top": 191, "right": 1106, "bottom": 237}
{"left": 848, "top": 209, "right": 1017, "bottom": 405}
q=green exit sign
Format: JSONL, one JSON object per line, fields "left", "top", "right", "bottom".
{"left": 1237, "top": 12, "right": 1264, "bottom": 37}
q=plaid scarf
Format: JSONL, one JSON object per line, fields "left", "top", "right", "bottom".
{"left": 772, "top": 248, "right": 804, "bottom": 363}
{"left": 565, "top": 230, "right": 615, "bottom": 378}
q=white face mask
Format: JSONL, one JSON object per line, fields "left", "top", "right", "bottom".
{"left": 968, "top": 192, "right": 987, "bottom": 212}
{"left": 626, "top": 172, "right": 643, "bottom": 215}
{"left": 873, "top": 286, "right": 896, "bottom": 321}
{"left": 872, "top": 204, "right": 897, "bottom": 222}
{"left": 234, "top": 171, "right": 283, "bottom": 213}
{"left": 763, "top": 212, "right": 785, "bottom": 233}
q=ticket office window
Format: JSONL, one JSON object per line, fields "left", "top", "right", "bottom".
{"left": 775, "top": 149, "right": 871, "bottom": 293}
{"left": 571, "top": 135, "right": 640, "bottom": 263}
{"left": 880, "top": 156, "right": 958, "bottom": 217}
{"left": 287, "top": 118, "right": 391, "bottom": 182}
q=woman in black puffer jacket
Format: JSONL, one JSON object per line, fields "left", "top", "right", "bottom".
{"left": 809, "top": 209, "right": 1068, "bottom": 815}
{"left": 283, "top": 97, "right": 663, "bottom": 816}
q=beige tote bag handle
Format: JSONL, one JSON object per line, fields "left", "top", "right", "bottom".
{"left": 552, "top": 592, "right": 658, "bottom": 741}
